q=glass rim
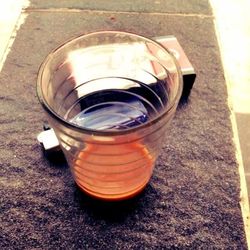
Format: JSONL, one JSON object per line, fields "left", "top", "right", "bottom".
{"left": 37, "top": 30, "right": 183, "bottom": 136}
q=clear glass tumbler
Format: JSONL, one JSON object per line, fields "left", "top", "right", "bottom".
{"left": 37, "top": 31, "right": 183, "bottom": 200}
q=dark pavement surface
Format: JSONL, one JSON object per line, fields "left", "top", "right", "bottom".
{"left": 0, "top": 0, "right": 247, "bottom": 249}
{"left": 28, "top": 0, "right": 211, "bottom": 14}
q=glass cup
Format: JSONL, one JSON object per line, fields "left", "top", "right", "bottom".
{"left": 37, "top": 31, "right": 183, "bottom": 200}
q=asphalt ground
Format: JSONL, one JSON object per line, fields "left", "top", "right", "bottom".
{"left": 0, "top": 0, "right": 248, "bottom": 248}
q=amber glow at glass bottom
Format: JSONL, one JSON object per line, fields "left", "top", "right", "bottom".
{"left": 72, "top": 142, "right": 154, "bottom": 200}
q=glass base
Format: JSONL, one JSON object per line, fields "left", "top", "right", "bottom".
{"left": 76, "top": 180, "right": 149, "bottom": 201}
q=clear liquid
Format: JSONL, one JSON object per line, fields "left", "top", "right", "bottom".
{"left": 68, "top": 77, "right": 168, "bottom": 131}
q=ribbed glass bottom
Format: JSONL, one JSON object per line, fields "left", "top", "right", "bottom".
{"left": 72, "top": 141, "right": 154, "bottom": 200}
{"left": 76, "top": 179, "right": 149, "bottom": 201}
